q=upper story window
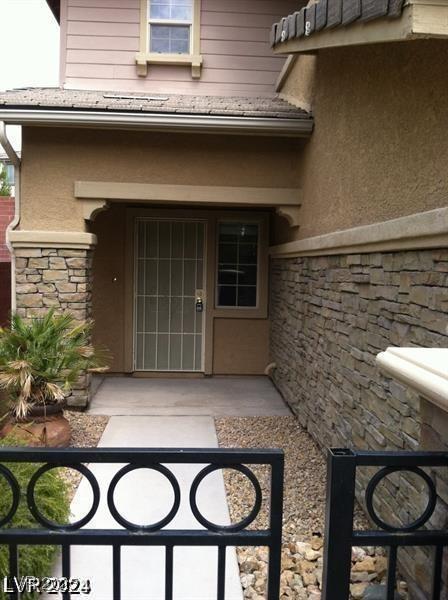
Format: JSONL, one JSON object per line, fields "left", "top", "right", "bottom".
{"left": 149, "top": 0, "right": 193, "bottom": 54}
{"left": 136, "top": 0, "right": 202, "bottom": 79}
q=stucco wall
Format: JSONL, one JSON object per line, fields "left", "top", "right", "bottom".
{"left": 91, "top": 204, "right": 127, "bottom": 372}
{"left": 20, "top": 127, "right": 301, "bottom": 233}
{"left": 278, "top": 40, "right": 448, "bottom": 242}
{"left": 279, "top": 55, "right": 316, "bottom": 112}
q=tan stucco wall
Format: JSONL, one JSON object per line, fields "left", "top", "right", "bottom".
{"left": 19, "top": 126, "right": 297, "bottom": 375}
{"left": 91, "top": 204, "right": 127, "bottom": 372}
{"left": 277, "top": 39, "right": 448, "bottom": 242}
{"left": 212, "top": 319, "right": 269, "bottom": 374}
{"left": 279, "top": 55, "right": 316, "bottom": 112}
{"left": 20, "top": 127, "right": 301, "bottom": 232}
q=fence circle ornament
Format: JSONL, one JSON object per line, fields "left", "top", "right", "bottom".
{"left": 0, "top": 464, "right": 20, "bottom": 527}
{"left": 27, "top": 463, "right": 100, "bottom": 530}
{"left": 190, "top": 464, "right": 262, "bottom": 532}
{"left": 365, "top": 466, "right": 437, "bottom": 532}
{"left": 107, "top": 464, "right": 181, "bottom": 531}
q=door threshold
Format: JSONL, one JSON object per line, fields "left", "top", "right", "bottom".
{"left": 132, "top": 372, "right": 208, "bottom": 379}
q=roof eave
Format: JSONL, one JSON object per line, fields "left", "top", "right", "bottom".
{"left": 46, "top": 0, "right": 60, "bottom": 23}
{"left": 273, "top": 2, "right": 448, "bottom": 55}
{"left": 0, "top": 108, "right": 313, "bottom": 138}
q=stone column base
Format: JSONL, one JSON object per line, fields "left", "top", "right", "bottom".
{"left": 14, "top": 245, "right": 94, "bottom": 409}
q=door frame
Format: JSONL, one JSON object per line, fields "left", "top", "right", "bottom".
{"left": 132, "top": 216, "right": 208, "bottom": 373}
{"left": 123, "top": 207, "right": 270, "bottom": 376}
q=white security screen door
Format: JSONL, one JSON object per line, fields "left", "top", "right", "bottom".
{"left": 134, "top": 219, "right": 205, "bottom": 371}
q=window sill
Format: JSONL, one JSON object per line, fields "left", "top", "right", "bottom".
{"left": 135, "top": 52, "right": 203, "bottom": 78}
{"left": 213, "top": 306, "right": 268, "bottom": 320}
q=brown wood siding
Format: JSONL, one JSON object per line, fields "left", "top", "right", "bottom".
{"left": 63, "top": 0, "right": 301, "bottom": 95}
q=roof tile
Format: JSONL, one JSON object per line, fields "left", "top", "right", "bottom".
{"left": 326, "top": 0, "right": 343, "bottom": 28}
{"left": 315, "top": 0, "right": 328, "bottom": 31}
{"left": 359, "top": 0, "right": 389, "bottom": 22}
{"left": 342, "top": 0, "right": 362, "bottom": 25}
{"left": 273, "top": 0, "right": 405, "bottom": 47}
{"left": 0, "top": 88, "right": 311, "bottom": 121}
{"left": 305, "top": 3, "right": 317, "bottom": 35}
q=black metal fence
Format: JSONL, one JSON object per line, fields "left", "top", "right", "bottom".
{"left": 322, "top": 448, "right": 448, "bottom": 600}
{"left": 0, "top": 447, "right": 284, "bottom": 600}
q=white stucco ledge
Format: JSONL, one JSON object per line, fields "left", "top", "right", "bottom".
{"left": 376, "top": 348, "right": 448, "bottom": 413}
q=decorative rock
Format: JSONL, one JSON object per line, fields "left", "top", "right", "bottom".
{"left": 302, "top": 571, "right": 317, "bottom": 586}
{"left": 297, "top": 559, "right": 315, "bottom": 574}
{"left": 350, "top": 582, "right": 369, "bottom": 599}
{"left": 49, "top": 257, "right": 67, "bottom": 269}
{"left": 375, "top": 557, "right": 388, "bottom": 578}
{"left": 353, "top": 558, "right": 377, "bottom": 573}
{"left": 1, "top": 414, "right": 71, "bottom": 448}
{"left": 43, "top": 269, "right": 69, "bottom": 282}
{"left": 28, "top": 258, "right": 49, "bottom": 269}
{"left": 66, "top": 257, "right": 88, "bottom": 268}
{"left": 240, "top": 574, "right": 255, "bottom": 589}
{"left": 364, "top": 584, "right": 401, "bottom": 599}
{"left": 17, "top": 293, "right": 43, "bottom": 307}
{"left": 304, "top": 548, "right": 322, "bottom": 561}
{"left": 352, "top": 548, "right": 367, "bottom": 562}
{"left": 241, "top": 560, "right": 259, "bottom": 574}
{"left": 56, "top": 282, "right": 77, "bottom": 293}
{"left": 16, "top": 283, "right": 37, "bottom": 294}
{"left": 310, "top": 536, "right": 324, "bottom": 551}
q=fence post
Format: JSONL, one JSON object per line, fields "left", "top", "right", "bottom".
{"left": 267, "top": 453, "right": 284, "bottom": 600}
{"left": 321, "top": 448, "right": 357, "bottom": 600}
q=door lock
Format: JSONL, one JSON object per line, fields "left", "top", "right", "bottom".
{"left": 195, "top": 290, "right": 204, "bottom": 313}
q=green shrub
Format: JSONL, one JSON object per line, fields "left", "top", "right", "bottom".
{"left": 0, "top": 310, "right": 108, "bottom": 420}
{"left": 0, "top": 434, "right": 70, "bottom": 599}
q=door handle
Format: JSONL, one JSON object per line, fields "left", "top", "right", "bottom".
{"left": 195, "top": 297, "right": 204, "bottom": 313}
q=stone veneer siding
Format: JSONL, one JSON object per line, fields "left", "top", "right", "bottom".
{"left": 15, "top": 247, "right": 93, "bottom": 408}
{"left": 270, "top": 249, "right": 448, "bottom": 599}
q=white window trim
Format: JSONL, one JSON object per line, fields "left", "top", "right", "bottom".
{"left": 135, "top": 0, "right": 203, "bottom": 79}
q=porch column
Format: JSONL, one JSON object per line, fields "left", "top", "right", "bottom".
{"left": 9, "top": 230, "right": 97, "bottom": 408}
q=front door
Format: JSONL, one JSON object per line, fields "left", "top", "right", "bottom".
{"left": 134, "top": 219, "right": 206, "bottom": 372}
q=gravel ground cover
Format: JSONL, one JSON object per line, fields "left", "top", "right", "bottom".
{"left": 63, "top": 411, "right": 109, "bottom": 499}
{"left": 215, "top": 416, "right": 407, "bottom": 600}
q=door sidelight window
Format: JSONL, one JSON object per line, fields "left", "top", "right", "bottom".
{"left": 216, "top": 222, "right": 259, "bottom": 308}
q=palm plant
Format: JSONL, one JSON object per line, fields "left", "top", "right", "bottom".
{"left": 0, "top": 310, "right": 106, "bottom": 420}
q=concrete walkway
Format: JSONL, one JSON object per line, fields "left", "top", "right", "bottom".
{"left": 53, "top": 417, "right": 244, "bottom": 600}
{"left": 89, "top": 376, "right": 290, "bottom": 416}
{"left": 51, "top": 377, "right": 288, "bottom": 599}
